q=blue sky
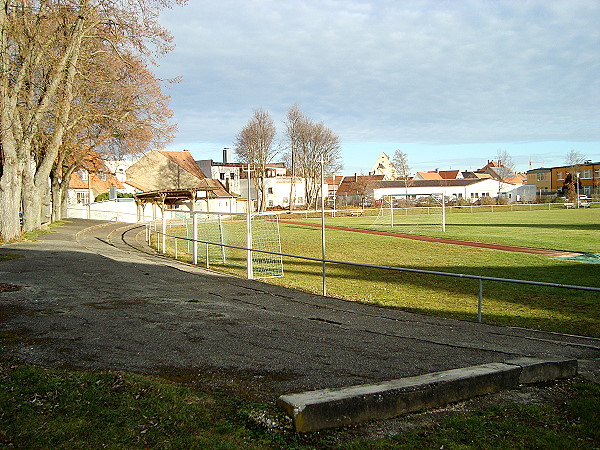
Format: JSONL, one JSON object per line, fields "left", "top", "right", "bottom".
{"left": 155, "top": 0, "right": 599, "bottom": 174}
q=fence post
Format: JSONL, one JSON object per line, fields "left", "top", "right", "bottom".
{"left": 478, "top": 278, "right": 483, "bottom": 323}
{"left": 174, "top": 237, "right": 177, "bottom": 259}
{"left": 206, "top": 242, "right": 209, "bottom": 269}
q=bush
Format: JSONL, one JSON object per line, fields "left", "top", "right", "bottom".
{"left": 95, "top": 192, "right": 134, "bottom": 202}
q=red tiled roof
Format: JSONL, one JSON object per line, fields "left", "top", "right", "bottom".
{"left": 159, "top": 150, "right": 206, "bottom": 180}
{"left": 438, "top": 170, "right": 460, "bottom": 179}
{"left": 69, "top": 171, "right": 123, "bottom": 194}
{"left": 335, "top": 175, "right": 384, "bottom": 195}
{"left": 417, "top": 172, "right": 443, "bottom": 180}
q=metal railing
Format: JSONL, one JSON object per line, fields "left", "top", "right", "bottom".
{"left": 145, "top": 222, "right": 600, "bottom": 324}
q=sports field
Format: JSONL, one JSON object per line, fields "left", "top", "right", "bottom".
{"left": 161, "top": 207, "right": 600, "bottom": 337}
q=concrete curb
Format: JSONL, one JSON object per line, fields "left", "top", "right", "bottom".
{"left": 278, "top": 358, "right": 577, "bottom": 432}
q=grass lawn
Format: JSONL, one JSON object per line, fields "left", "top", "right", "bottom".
{"left": 1, "top": 358, "right": 598, "bottom": 449}
{"left": 309, "top": 207, "right": 600, "bottom": 254}
{"left": 159, "top": 207, "right": 600, "bottom": 337}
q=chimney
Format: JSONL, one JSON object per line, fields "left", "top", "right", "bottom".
{"left": 223, "top": 148, "right": 231, "bottom": 164}
{"left": 354, "top": 173, "right": 358, "bottom": 182}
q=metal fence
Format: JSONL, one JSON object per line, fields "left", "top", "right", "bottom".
{"left": 145, "top": 220, "right": 600, "bottom": 324}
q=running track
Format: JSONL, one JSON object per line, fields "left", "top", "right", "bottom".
{"left": 278, "top": 220, "right": 580, "bottom": 258}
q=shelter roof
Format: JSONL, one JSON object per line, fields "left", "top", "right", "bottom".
{"left": 133, "top": 187, "right": 216, "bottom": 205}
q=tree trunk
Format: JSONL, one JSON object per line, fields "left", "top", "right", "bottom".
{"left": 0, "top": 153, "right": 23, "bottom": 242}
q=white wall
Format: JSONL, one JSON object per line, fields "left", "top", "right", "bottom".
{"left": 372, "top": 179, "right": 515, "bottom": 202}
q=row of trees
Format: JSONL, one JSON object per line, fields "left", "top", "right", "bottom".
{"left": 234, "top": 105, "right": 342, "bottom": 211}
{"left": 0, "top": 0, "right": 181, "bottom": 242}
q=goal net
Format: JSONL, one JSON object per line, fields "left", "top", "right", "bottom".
{"left": 372, "top": 194, "right": 446, "bottom": 233}
{"left": 179, "top": 211, "right": 284, "bottom": 279}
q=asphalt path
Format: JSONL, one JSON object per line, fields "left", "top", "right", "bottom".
{"left": 1, "top": 219, "right": 598, "bottom": 400}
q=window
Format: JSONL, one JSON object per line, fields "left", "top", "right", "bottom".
{"left": 537, "top": 172, "right": 547, "bottom": 181}
{"left": 557, "top": 171, "right": 564, "bottom": 180}
{"left": 267, "top": 187, "right": 273, "bottom": 194}
{"left": 595, "top": 168, "right": 600, "bottom": 178}
{"left": 220, "top": 173, "right": 225, "bottom": 180}
{"left": 582, "top": 169, "right": 592, "bottom": 179}
{"left": 78, "top": 170, "right": 88, "bottom": 181}
{"left": 268, "top": 200, "right": 273, "bottom": 207}
{"left": 283, "top": 197, "right": 289, "bottom": 203}
{"left": 230, "top": 173, "right": 235, "bottom": 179}
{"left": 98, "top": 172, "right": 106, "bottom": 182}
{"left": 76, "top": 192, "right": 89, "bottom": 204}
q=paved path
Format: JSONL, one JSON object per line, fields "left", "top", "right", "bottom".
{"left": 0, "top": 219, "right": 598, "bottom": 400}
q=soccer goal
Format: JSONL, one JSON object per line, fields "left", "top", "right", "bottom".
{"left": 179, "top": 211, "right": 284, "bottom": 279}
{"left": 372, "top": 194, "right": 446, "bottom": 233}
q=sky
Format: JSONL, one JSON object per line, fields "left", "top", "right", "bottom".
{"left": 155, "top": 0, "right": 600, "bottom": 175}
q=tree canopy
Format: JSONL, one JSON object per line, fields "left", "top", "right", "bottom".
{"left": 0, "top": 0, "right": 182, "bottom": 241}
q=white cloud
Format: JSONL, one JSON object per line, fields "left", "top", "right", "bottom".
{"left": 156, "top": 0, "right": 600, "bottom": 168}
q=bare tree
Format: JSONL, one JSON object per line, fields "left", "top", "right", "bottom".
{"left": 563, "top": 150, "right": 586, "bottom": 200}
{"left": 0, "top": 0, "right": 181, "bottom": 240}
{"left": 294, "top": 120, "right": 342, "bottom": 208}
{"left": 283, "top": 104, "right": 304, "bottom": 210}
{"left": 234, "top": 109, "right": 278, "bottom": 212}
{"left": 392, "top": 149, "right": 411, "bottom": 200}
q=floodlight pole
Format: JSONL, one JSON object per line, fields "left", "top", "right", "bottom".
{"left": 320, "top": 159, "right": 327, "bottom": 296}
{"left": 246, "top": 164, "right": 253, "bottom": 280}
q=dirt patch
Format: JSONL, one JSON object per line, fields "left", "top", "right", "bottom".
{"left": 0, "top": 283, "right": 21, "bottom": 293}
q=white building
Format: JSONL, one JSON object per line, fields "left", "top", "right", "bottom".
{"left": 370, "top": 152, "right": 397, "bottom": 180}
{"left": 240, "top": 176, "right": 307, "bottom": 209}
{"left": 370, "top": 178, "right": 520, "bottom": 202}
{"left": 196, "top": 148, "right": 242, "bottom": 197}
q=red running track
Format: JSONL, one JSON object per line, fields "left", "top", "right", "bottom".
{"left": 278, "top": 220, "right": 579, "bottom": 258}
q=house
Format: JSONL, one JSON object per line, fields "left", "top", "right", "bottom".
{"left": 68, "top": 155, "right": 124, "bottom": 205}
{"left": 438, "top": 170, "right": 462, "bottom": 180}
{"left": 370, "top": 178, "right": 527, "bottom": 203}
{"left": 414, "top": 171, "right": 443, "bottom": 181}
{"left": 414, "top": 170, "right": 462, "bottom": 181}
{"left": 478, "top": 160, "right": 523, "bottom": 184}
{"left": 369, "top": 152, "right": 397, "bottom": 179}
{"left": 335, "top": 174, "right": 384, "bottom": 206}
{"left": 196, "top": 148, "right": 242, "bottom": 196}
{"left": 125, "top": 150, "right": 240, "bottom": 213}
{"left": 526, "top": 167, "right": 553, "bottom": 196}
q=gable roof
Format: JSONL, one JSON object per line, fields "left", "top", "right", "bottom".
{"left": 158, "top": 150, "right": 206, "bottom": 180}
{"left": 416, "top": 171, "right": 443, "bottom": 180}
{"left": 196, "top": 178, "right": 237, "bottom": 198}
{"left": 438, "top": 170, "right": 460, "bottom": 179}
{"left": 336, "top": 175, "right": 384, "bottom": 195}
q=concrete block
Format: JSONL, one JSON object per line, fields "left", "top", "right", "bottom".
{"left": 505, "top": 357, "right": 578, "bottom": 384}
{"left": 278, "top": 362, "right": 521, "bottom": 432}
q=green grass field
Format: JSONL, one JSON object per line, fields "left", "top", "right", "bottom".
{"left": 159, "top": 207, "right": 600, "bottom": 337}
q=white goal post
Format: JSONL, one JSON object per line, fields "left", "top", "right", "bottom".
{"left": 372, "top": 194, "right": 446, "bottom": 232}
